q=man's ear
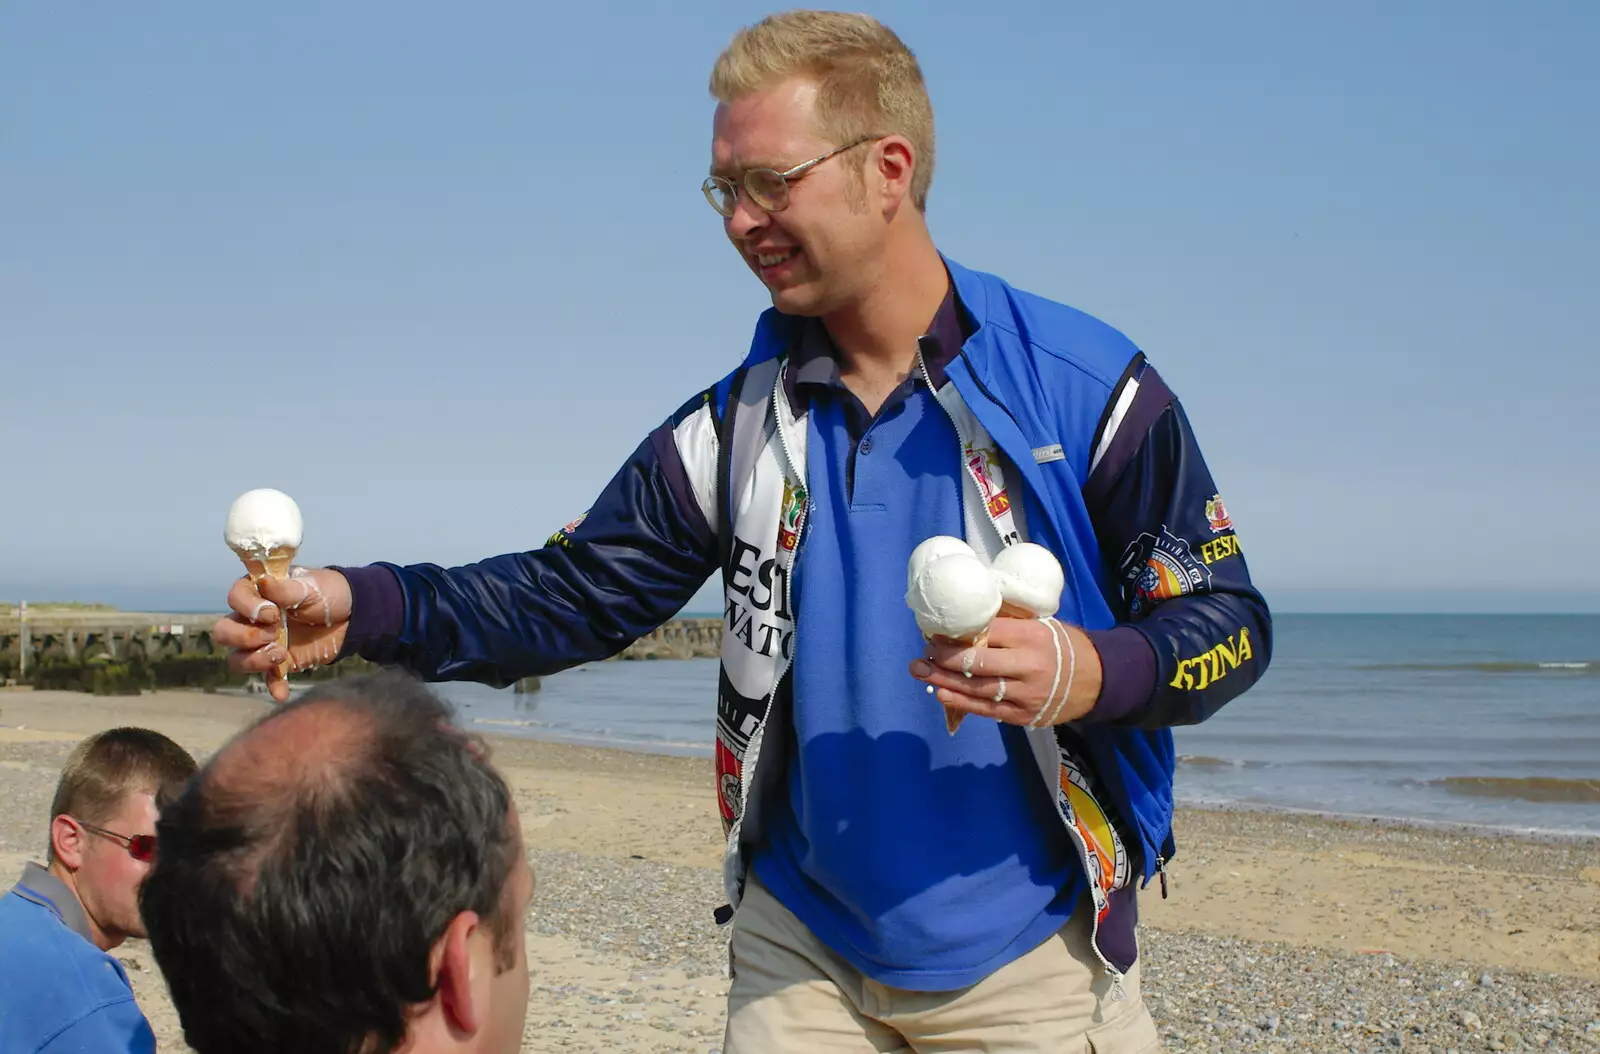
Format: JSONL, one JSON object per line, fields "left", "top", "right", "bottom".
{"left": 874, "top": 135, "right": 916, "bottom": 214}
{"left": 50, "top": 815, "right": 85, "bottom": 871}
{"left": 433, "top": 910, "right": 484, "bottom": 1038}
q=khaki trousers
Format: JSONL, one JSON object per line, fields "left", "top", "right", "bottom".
{"left": 723, "top": 877, "right": 1162, "bottom": 1053}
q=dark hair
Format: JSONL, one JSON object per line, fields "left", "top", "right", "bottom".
{"left": 140, "top": 670, "right": 521, "bottom": 1054}
{"left": 48, "top": 727, "right": 197, "bottom": 859}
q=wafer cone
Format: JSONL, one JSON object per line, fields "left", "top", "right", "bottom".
{"left": 928, "top": 627, "right": 989, "bottom": 735}
{"left": 232, "top": 545, "right": 296, "bottom": 681}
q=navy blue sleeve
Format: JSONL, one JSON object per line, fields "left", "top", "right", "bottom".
{"left": 336, "top": 404, "right": 720, "bottom": 687}
{"left": 1081, "top": 364, "right": 1272, "bottom": 727}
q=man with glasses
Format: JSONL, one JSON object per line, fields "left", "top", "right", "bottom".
{"left": 0, "top": 726, "right": 197, "bottom": 1053}
{"left": 215, "top": 9, "right": 1269, "bottom": 1051}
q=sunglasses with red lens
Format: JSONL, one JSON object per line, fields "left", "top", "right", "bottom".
{"left": 76, "top": 819, "right": 157, "bottom": 863}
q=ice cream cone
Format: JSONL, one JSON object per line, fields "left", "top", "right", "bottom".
{"left": 232, "top": 544, "right": 296, "bottom": 681}
{"left": 927, "top": 627, "right": 989, "bottom": 735}
{"left": 905, "top": 545, "right": 1003, "bottom": 737}
{"left": 224, "top": 488, "right": 305, "bottom": 689}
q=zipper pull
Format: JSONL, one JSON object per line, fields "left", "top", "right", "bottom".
{"left": 1156, "top": 855, "right": 1169, "bottom": 900}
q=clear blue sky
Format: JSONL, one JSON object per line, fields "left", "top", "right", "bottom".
{"left": 2, "top": 2, "right": 1595, "bottom": 614}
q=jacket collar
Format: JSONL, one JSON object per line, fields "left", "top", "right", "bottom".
{"left": 776, "top": 272, "right": 971, "bottom": 417}
{"left": 11, "top": 861, "right": 95, "bottom": 944}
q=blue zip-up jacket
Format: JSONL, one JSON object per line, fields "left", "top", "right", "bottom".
{"left": 338, "top": 255, "right": 1272, "bottom": 978}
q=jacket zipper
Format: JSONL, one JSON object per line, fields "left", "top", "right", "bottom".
{"left": 918, "top": 347, "right": 1006, "bottom": 555}
{"left": 721, "top": 365, "right": 808, "bottom": 908}
{"left": 920, "top": 347, "right": 1127, "bottom": 999}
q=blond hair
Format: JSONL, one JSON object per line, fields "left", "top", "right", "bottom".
{"left": 710, "top": 10, "right": 936, "bottom": 211}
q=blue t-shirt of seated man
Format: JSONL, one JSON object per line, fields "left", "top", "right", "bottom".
{"left": 0, "top": 863, "right": 157, "bottom": 1054}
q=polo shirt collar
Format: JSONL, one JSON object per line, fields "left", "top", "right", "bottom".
{"left": 11, "top": 861, "right": 95, "bottom": 943}
{"left": 782, "top": 279, "right": 967, "bottom": 416}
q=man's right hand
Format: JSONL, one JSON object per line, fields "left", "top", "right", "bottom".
{"left": 212, "top": 567, "right": 354, "bottom": 703}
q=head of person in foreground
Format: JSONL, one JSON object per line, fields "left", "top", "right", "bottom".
{"left": 141, "top": 670, "right": 534, "bottom": 1054}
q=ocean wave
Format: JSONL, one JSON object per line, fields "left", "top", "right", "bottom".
{"left": 1537, "top": 712, "right": 1600, "bottom": 726}
{"left": 1170, "top": 793, "right": 1600, "bottom": 840}
{"left": 1177, "top": 754, "right": 1598, "bottom": 774}
{"left": 1177, "top": 754, "right": 1253, "bottom": 769}
{"left": 1191, "top": 730, "right": 1598, "bottom": 753}
{"left": 1424, "top": 776, "right": 1600, "bottom": 804}
{"left": 468, "top": 718, "right": 713, "bottom": 756}
{"left": 1356, "top": 660, "right": 1596, "bottom": 674}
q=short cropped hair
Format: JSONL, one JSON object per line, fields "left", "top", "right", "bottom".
{"left": 48, "top": 727, "right": 197, "bottom": 857}
{"left": 710, "top": 10, "right": 937, "bottom": 210}
{"left": 140, "top": 671, "right": 522, "bottom": 1054}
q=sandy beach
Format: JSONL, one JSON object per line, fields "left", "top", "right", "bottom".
{"left": 2, "top": 687, "right": 1597, "bottom": 1053}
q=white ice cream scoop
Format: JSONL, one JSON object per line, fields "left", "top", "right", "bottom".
{"left": 906, "top": 535, "right": 977, "bottom": 592}
{"left": 225, "top": 488, "right": 304, "bottom": 556}
{"left": 224, "top": 488, "right": 304, "bottom": 685}
{"left": 905, "top": 551, "right": 1002, "bottom": 642}
{"left": 990, "top": 542, "right": 1064, "bottom": 618}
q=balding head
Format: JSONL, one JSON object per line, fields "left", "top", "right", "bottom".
{"left": 194, "top": 694, "right": 390, "bottom": 895}
{"left": 141, "top": 670, "right": 533, "bottom": 1054}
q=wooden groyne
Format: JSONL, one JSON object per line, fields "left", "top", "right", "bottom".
{"left": 0, "top": 609, "right": 721, "bottom": 672}
{"left": 612, "top": 617, "right": 720, "bottom": 660}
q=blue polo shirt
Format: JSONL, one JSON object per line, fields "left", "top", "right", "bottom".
{"left": 750, "top": 288, "right": 1082, "bottom": 991}
{"left": 0, "top": 863, "right": 156, "bottom": 1054}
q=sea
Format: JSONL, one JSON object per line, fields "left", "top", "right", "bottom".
{"left": 428, "top": 614, "right": 1600, "bottom": 838}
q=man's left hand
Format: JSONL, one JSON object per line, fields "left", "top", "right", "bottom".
{"left": 908, "top": 617, "right": 1103, "bottom": 727}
